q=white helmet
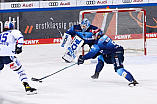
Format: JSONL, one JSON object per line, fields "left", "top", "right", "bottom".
{"left": 4, "top": 21, "right": 14, "bottom": 29}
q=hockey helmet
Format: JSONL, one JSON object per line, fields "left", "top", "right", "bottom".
{"left": 4, "top": 21, "right": 14, "bottom": 29}
{"left": 81, "top": 18, "right": 90, "bottom": 32}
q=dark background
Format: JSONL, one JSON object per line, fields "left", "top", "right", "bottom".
{"left": 0, "top": 6, "right": 157, "bottom": 39}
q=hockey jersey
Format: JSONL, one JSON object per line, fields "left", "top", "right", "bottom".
{"left": 0, "top": 30, "right": 24, "bottom": 56}
{"left": 66, "top": 24, "right": 99, "bottom": 46}
{"left": 83, "top": 35, "right": 124, "bottom": 60}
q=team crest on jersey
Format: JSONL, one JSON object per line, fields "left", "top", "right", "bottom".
{"left": 10, "top": 63, "right": 17, "bottom": 70}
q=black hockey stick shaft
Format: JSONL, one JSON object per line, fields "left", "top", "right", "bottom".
{"left": 50, "top": 17, "right": 63, "bottom": 37}
{"left": 31, "top": 62, "right": 77, "bottom": 82}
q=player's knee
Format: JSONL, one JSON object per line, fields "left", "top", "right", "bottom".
{"left": 6, "top": 57, "right": 22, "bottom": 71}
{"left": 116, "top": 68, "right": 125, "bottom": 76}
{"left": 97, "top": 59, "right": 104, "bottom": 67}
{"left": 7, "top": 62, "right": 22, "bottom": 71}
{"left": 98, "top": 55, "right": 105, "bottom": 62}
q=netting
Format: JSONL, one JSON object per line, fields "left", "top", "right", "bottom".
{"left": 80, "top": 8, "right": 146, "bottom": 56}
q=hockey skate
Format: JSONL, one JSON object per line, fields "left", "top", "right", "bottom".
{"left": 91, "top": 72, "right": 99, "bottom": 79}
{"left": 128, "top": 79, "right": 139, "bottom": 87}
{"left": 23, "top": 82, "right": 37, "bottom": 95}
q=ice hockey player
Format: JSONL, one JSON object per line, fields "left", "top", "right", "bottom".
{"left": 77, "top": 29, "right": 139, "bottom": 87}
{"left": 0, "top": 21, "right": 37, "bottom": 94}
{"left": 61, "top": 18, "right": 102, "bottom": 63}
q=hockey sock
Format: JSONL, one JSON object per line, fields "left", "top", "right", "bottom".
{"left": 15, "top": 66, "right": 28, "bottom": 83}
{"left": 117, "top": 68, "right": 134, "bottom": 82}
{"left": 95, "top": 60, "right": 104, "bottom": 73}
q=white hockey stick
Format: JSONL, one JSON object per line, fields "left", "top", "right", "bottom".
{"left": 50, "top": 17, "right": 63, "bottom": 37}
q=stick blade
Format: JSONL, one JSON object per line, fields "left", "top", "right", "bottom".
{"left": 31, "top": 77, "right": 40, "bottom": 81}
{"left": 31, "top": 77, "right": 42, "bottom": 83}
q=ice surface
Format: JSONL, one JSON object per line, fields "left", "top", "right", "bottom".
{"left": 0, "top": 42, "right": 157, "bottom": 104}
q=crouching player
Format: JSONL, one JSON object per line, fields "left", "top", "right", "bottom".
{"left": 0, "top": 21, "right": 37, "bottom": 94}
{"left": 61, "top": 18, "right": 102, "bottom": 63}
{"left": 77, "top": 29, "right": 139, "bottom": 87}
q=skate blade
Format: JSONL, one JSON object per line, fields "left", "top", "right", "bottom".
{"left": 27, "top": 91, "right": 37, "bottom": 95}
{"left": 128, "top": 84, "right": 140, "bottom": 87}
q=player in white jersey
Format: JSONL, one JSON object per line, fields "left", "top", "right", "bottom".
{"left": 0, "top": 21, "right": 37, "bottom": 95}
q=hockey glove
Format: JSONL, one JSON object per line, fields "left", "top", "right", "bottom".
{"left": 77, "top": 55, "right": 84, "bottom": 65}
{"left": 15, "top": 46, "right": 22, "bottom": 54}
{"left": 92, "top": 29, "right": 101, "bottom": 35}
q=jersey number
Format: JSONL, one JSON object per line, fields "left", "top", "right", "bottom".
{"left": 0, "top": 33, "right": 8, "bottom": 42}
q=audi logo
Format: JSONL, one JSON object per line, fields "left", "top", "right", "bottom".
{"left": 49, "top": 2, "right": 58, "bottom": 6}
{"left": 11, "top": 4, "right": 21, "bottom": 8}
{"left": 122, "top": 0, "right": 132, "bottom": 3}
{"left": 86, "top": 1, "right": 96, "bottom": 5}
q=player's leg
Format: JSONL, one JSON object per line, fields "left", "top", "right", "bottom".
{"left": 91, "top": 54, "right": 113, "bottom": 79}
{"left": 4, "top": 56, "right": 37, "bottom": 94}
{"left": 0, "top": 64, "right": 4, "bottom": 73}
{"left": 60, "top": 33, "right": 72, "bottom": 48}
{"left": 0, "top": 57, "right": 4, "bottom": 73}
{"left": 111, "top": 51, "right": 139, "bottom": 86}
{"left": 91, "top": 55, "right": 104, "bottom": 79}
{"left": 62, "top": 35, "right": 84, "bottom": 63}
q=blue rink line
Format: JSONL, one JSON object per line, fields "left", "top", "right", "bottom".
{"left": 0, "top": 3, "right": 157, "bottom": 13}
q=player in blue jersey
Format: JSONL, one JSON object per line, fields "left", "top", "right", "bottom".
{"left": 0, "top": 21, "right": 37, "bottom": 94}
{"left": 77, "top": 29, "right": 139, "bottom": 87}
{"left": 61, "top": 18, "right": 102, "bottom": 63}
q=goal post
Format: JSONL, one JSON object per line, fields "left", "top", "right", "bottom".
{"left": 79, "top": 8, "right": 146, "bottom": 56}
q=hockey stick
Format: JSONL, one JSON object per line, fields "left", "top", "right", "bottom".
{"left": 50, "top": 17, "right": 63, "bottom": 37}
{"left": 31, "top": 62, "right": 77, "bottom": 83}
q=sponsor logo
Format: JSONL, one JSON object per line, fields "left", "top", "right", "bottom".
{"left": 22, "top": 3, "right": 33, "bottom": 7}
{"left": 115, "top": 34, "right": 131, "bottom": 40}
{"left": 49, "top": 2, "right": 58, "bottom": 6}
{"left": 146, "top": 33, "right": 157, "bottom": 38}
{"left": 24, "top": 25, "right": 33, "bottom": 34}
{"left": 60, "top": 2, "right": 70, "bottom": 6}
{"left": 11, "top": 3, "right": 21, "bottom": 8}
{"left": 11, "top": 3, "right": 33, "bottom": 8}
{"left": 10, "top": 63, "right": 17, "bottom": 70}
{"left": 122, "top": 0, "right": 132, "bottom": 3}
{"left": 24, "top": 40, "right": 39, "bottom": 44}
{"left": 61, "top": 35, "right": 68, "bottom": 47}
{"left": 133, "top": 0, "right": 143, "bottom": 2}
{"left": 122, "top": 72, "right": 127, "bottom": 78}
{"left": 97, "top": 1, "right": 107, "bottom": 4}
{"left": 53, "top": 38, "right": 62, "bottom": 43}
{"left": 86, "top": 0, "right": 95, "bottom": 5}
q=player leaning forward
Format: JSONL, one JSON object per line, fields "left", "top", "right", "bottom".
{"left": 61, "top": 18, "right": 101, "bottom": 63}
{"left": 77, "top": 29, "right": 139, "bottom": 87}
{"left": 0, "top": 21, "right": 37, "bottom": 94}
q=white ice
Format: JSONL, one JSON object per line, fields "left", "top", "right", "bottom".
{"left": 0, "top": 39, "right": 157, "bottom": 104}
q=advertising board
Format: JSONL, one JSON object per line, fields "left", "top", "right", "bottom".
{"left": 0, "top": 1, "right": 157, "bottom": 45}
{"left": 2, "top": 1, "right": 39, "bottom": 9}
{"left": 0, "top": 10, "right": 80, "bottom": 44}
{"left": 40, "top": 1, "right": 76, "bottom": 8}
{"left": 77, "top": 0, "right": 110, "bottom": 6}
{"left": 113, "top": 0, "right": 149, "bottom": 4}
